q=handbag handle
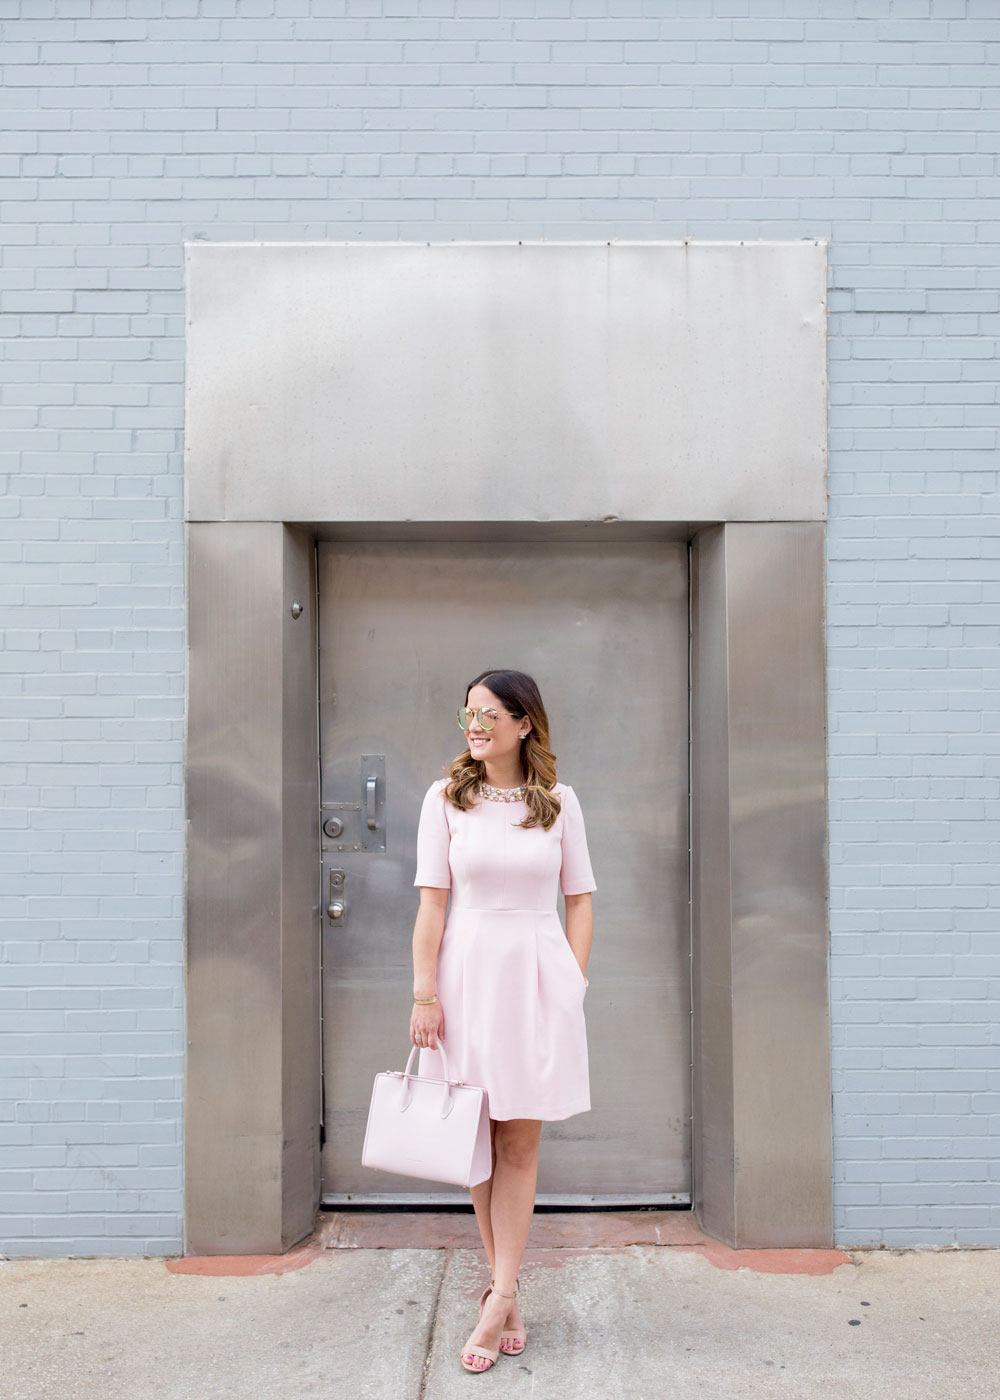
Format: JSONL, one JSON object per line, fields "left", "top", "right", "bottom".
{"left": 399, "top": 1040, "right": 459, "bottom": 1120}
{"left": 402, "top": 1039, "right": 450, "bottom": 1082}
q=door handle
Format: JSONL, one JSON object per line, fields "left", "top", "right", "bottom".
{"left": 359, "top": 755, "right": 386, "bottom": 853}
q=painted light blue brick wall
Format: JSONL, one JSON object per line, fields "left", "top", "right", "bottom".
{"left": 2, "top": 0, "right": 998, "bottom": 1255}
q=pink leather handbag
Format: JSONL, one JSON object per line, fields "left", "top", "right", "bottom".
{"left": 361, "top": 1041, "right": 493, "bottom": 1188}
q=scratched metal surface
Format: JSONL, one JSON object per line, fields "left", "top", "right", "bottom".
{"left": 184, "top": 240, "right": 827, "bottom": 525}
{"left": 317, "top": 538, "right": 691, "bottom": 1203}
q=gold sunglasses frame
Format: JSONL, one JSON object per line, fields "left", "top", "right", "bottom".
{"left": 457, "top": 705, "right": 513, "bottom": 732}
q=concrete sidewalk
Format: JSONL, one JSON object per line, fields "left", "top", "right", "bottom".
{"left": 2, "top": 1211, "right": 998, "bottom": 1400}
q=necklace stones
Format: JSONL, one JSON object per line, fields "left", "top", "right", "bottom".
{"left": 478, "top": 780, "right": 527, "bottom": 803}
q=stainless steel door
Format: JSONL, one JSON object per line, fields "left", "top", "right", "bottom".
{"left": 318, "top": 540, "right": 690, "bottom": 1203}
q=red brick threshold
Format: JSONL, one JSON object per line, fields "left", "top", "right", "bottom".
{"left": 166, "top": 1244, "right": 326, "bottom": 1277}
{"left": 168, "top": 1210, "right": 850, "bottom": 1278}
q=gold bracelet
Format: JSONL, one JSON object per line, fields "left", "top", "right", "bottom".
{"left": 413, "top": 994, "right": 438, "bottom": 1004}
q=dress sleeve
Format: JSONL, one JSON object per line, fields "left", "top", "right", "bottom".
{"left": 413, "top": 780, "right": 452, "bottom": 889}
{"left": 559, "top": 785, "right": 598, "bottom": 896}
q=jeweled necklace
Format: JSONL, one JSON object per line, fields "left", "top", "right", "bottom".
{"left": 478, "top": 779, "right": 527, "bottom": 803}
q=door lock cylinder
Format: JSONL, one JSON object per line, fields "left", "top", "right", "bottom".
{"left": 327, "top": 868, "right": 347, "bottom": 923}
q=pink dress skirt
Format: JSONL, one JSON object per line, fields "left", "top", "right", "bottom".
{"left": 413, "top": 778, "right": 597, "bottom": 1122}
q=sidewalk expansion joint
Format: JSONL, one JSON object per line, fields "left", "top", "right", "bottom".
{"left": 416, "top": 1246, "right": 449, "bottom": 1400}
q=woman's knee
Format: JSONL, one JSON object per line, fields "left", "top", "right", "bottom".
{"left": 493, "top": 1120, "right": 541, "bottom": 1171}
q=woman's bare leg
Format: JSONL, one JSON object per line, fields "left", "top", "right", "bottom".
{"left": 468, "top": 1118, "right": 498, "bottom": 1276}
{"left": 488, "top": 1119, "right": 541, "bottom": 1292}
{"left": 461, "top": 1119, "right": 540, "bottom": 1370}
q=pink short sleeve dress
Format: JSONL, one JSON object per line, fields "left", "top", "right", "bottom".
{"left": 413, "top": 778, "right": 597, "bottom": 1121}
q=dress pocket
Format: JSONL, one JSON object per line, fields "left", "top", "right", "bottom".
{"left": 565, "top": 944, "right": 587, "bottom": 993}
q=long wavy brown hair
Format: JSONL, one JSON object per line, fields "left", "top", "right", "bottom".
{"left": 443, "top": 669, "right": 561, "bottom": 830}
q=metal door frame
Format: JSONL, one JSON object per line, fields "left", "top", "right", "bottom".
{"left": 183, "top": 242, "right": 831, "bottom": 1252}
{"left": 184, "top": 517, "right": 831, "bottom": 1253}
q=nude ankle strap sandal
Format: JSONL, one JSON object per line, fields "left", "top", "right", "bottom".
{"left": 498, "top": 1277, "right": 526, "bottom": 1356}
{"left": 484, "top": 1274, "right": 527, "bottom": 1357}
{"left": 461, "top": 1288, "right": 517, "bottom": 1374}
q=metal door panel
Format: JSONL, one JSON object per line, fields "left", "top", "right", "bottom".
{"left": 318, "top": 540, "right": 690, "bottom": 1202}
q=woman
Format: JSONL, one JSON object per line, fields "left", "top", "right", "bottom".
{"left": 409, "top": 668, "right": 596, "bottom": 1374}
